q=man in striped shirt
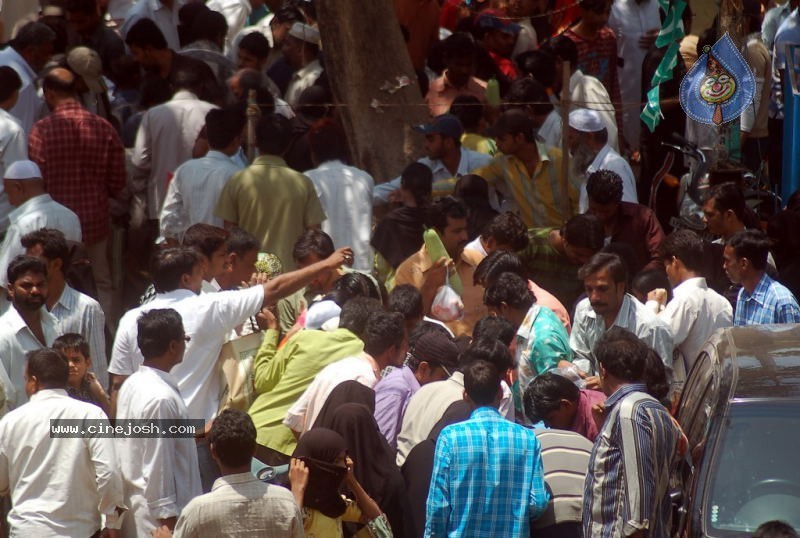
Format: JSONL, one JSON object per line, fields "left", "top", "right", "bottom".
{"left": 583, "top": 327, "right": 682, "bottom": 537}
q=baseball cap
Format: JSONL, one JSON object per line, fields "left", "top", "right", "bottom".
{"left": 486, "top": 108, "right": 535, "bottom": 138}
{"left": 67, "top": 46, "right": 107, "bottom": 93}
{"left": 476, "top": 9, "right": 521, "bottom": 35}
{"left": 568, "top": 108, "right": 605, "bottom": 132}
{"left": 4, "top": 160, "right": 42, "bottom": 181}
{"left": 411, "top": 331, "right": 460, "bottom": 375}
{"left": 288, "top": 22, "right": 320, "bottom": 46}
{"left": 413, "top": 113, "right": 464, "bottom": 140}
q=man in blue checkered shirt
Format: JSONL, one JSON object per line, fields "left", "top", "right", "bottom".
{"left": 424, "top": 360, "right": 549, "bottom": 537}
{"left": 724, "top": 230, "right": 800, "bottom": 325}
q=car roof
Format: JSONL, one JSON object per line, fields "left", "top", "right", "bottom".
{"left": 714, "top": 324, "right": 800, "bottom": 400}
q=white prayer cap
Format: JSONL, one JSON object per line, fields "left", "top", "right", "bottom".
{"left": 288, "top": 22, "right": 320, "bottom": 46}
{"left": 4, "top": 160, "right": 42, "bottom": 181}
{"left": 305, "top": 300, "right": 341, "bottom": 330}
{"left": 568, "top": 108, "right": 605, "bottom": 133}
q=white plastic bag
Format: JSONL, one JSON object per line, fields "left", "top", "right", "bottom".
{"left": 431, "top": 273, "right": 464, "bottom": 322}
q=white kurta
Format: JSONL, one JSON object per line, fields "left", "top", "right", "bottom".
{"left": 579, "top": 144, "right": 638, "bottom": 212}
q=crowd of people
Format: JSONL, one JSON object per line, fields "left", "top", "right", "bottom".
{"left": 1, "top": 0, "right": 800, "bottom": 536}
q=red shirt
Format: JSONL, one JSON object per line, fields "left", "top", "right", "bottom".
{"left": 28, "top": 100, "right": 126, "bottom": 244}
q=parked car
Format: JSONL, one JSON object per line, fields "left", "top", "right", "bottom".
{"left": 671, "top": 324, "right": 800, "bottom": 536}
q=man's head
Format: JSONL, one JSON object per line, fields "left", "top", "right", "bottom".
{"left": 387, "top": 284, "right": 424, "bottom": 337}
{"left": 753, "top": 521, "right": 799, "bottom": 538}
{"left": 182, "top": 224, "right": 230, "bottom": 281}
{"left": 488, "top": 109, "right": 537, "bottom": 156}
{"left": 269, "top": 5, "right": 305, "bottom": 46}
{"left": 568, "top": 109, "right": 608, "bottom": 174}
{"left": 541, "top": 35, "right": 578, "bottom": 92}
{"left": 579, "top": 0, "right": 612, "bottom": 30}
{"left": 11, "top": 22, "right": 56, "bottom": 73}
{"left": 459, "top": 337, "right": 516, "bottom": 378}
{"left": 480, "top": 212, "right": 529, "bottom": 253}
{"left": 413, "top": 114, "right": 464, "bottom": 161}
{"left": 399, "top": 162, "right": 433, "bottom": 207}
{"left": 441, "top": 32, "right": 477, "bottom": 88}
{"left": 742, "top": 0, "right": 763, "bottom": 34}
{"left": 53, "top": 333, "right": 91, "bottom": 389}
{"left": 125, "top": 18, "right": 169, "bottom": 67}
{"left": 515, "top": 49, "right": 556, "bottom": 89}
{"left": 463, "top": 359, "right": 503, "bottom": 407}
{"left": 723, "top": 229, "right": 770, "bottom": 284}
{"left": 406, "top": 329, "right": 460, "bottom": 385}
{"left": 0, "top": 67, "right": 22, "bottom": 111}
{"left": 561, "top": 213, "right": 605, "bottom": 265}
{"left": 484, "top": 272, "right": 536, "bottom": 328}
{"left": 308, "top": 118, "right": 349, "bottom": 166}
{"left": 595, "top": 326, "right": 647, "bottom": 394}
{"left": 660, "top": 229, "right": 705, "bottom": 286}
{"left": 473, "top": 315, "right": 516, "bottom": 346}
{"left": 362, "top": 311, "right": 408, "bottom": 368}
{"left": 473, "top": 250, "right": 525, "bottom": 288}
{"left": 476, "top": 10, "right": 520, "bottom": 58}
{"left": 65, "top": 0, "right": 101, "bottom": 36}
{"left": 237, "top": 32, "right": 271, "bottom": 71}
{"left": 338, "top": 297, "right": 384, "bottom": 339}
{"left": 41, "top": 67, "right": 78, "bottom": 109}
{"left": 428, "top": 196, "right": 469, "bottom": 258}
{"left": 66, "top": 47, "right": 106, "bottom": 95}
{"left": 24, "top": 348, "right": 69, "bottom": 397}
{"left": 136, "top": 308, "right": 187, "bottom": 368}
{"left": 209, "top": 409, "right": 257, "bottom": 469}
{"left": 281, "top": 22, "right": 320, "bottom": 69}
{"left": 586, "top": 170, "right": 623, "bottom": 226}
{"left": 206, "top": 107, "right": 246, "bottom": 154}
{"left": 21, "top": 228, "right": 70, "bottom": 281}
{"left": 150, "top": 248, "right": 204, "bottom": 294}
{"left": 523, "top": 371, "right": 581, "bottom": 428}
{"left": 449, "top": 95, "right": 484, "bottom": 134}
{"left": 171, "top": 65, "right": 209, "bottom": 97}
{"left": 220, "top": 228, "right": 259, "bottom": 289}
{"left": 292, "top": 229, "right": 337, "bottom": 294}
{"left": 256, "top": 113, "right": 293, "bottom": 156}
{"left": 578, "top": 252, "right": 628, "bottom": 321}
{"left": 189, "top": 8, "right": 228, "bottom": 50}
{"left": 504, "top": 77, "right": 553, "bottom": 126}
{"left": 702, "top": 182, "right": 745, "bottom": 239}
{"left": 7, "top": 255, "right": 48, "bottom": 313}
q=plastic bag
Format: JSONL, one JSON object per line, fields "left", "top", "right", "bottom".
{"left": 431, "top": 273, "right": 464, "bottom": 322}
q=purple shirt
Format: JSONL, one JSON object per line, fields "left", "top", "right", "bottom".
{"left": 374, "top": 365, "right": 421, "bottom": 450}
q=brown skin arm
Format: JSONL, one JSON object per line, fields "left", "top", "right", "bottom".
{"left": 260, "top": 247, "right": 352, "bottom": 307}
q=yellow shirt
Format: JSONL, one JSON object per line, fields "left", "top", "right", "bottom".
{"left": 303, "top": 500, "right": 392, "bottom": 538}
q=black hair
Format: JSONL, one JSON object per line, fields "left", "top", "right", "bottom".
{"left": 586, "top": 169, "right": 624, "bottom": 205}
{"left": 442, "top": 31, "right": 476, "bottom": 60}
{"left": 53, "top": 333, "right": 91, "bottom": 359}
{"left": 209, "top": 409, "right": 257, "bottom": 467}
{"left": 428, "top": 196, "right": 468, "bottom": 232}
{"left": 65, "top": 0, "right": 98, "bottom": 14}
{"left": 11, "top": 22, "right": 56, "bottom": 52}
{"left": 578, "top": 252, "right": 628, "bottom": 284}
{"left": 580, "top": 0, "right": 611, "bottom": 13}
{"left": 293, "top": 229, "right": 335, "bottom": 262}
{"left": 459, "top": 337, "right": 515, "bottom": 372}
{"left": 150, "top": 248, "right": 202, "bottom": 293}
{"left": 481, "top": 212, "right": 529, "bottom": 250}
{"left": 190, "top": 8, "right": 228, "bottom": 45}
{"left": 0, "top": 66, "right": 22, "bottom": 102}
{"left": 232, "top": 70, "right": 276, "bottom": 115}
{"left": 308, "top": 118, "right": 350, "bottom": 163}
{"left": 515, "top": 49, "right": 556, "bottom": 89}
{"left": 472, "top": 315, "right": 516, "bottom": 346}
{"left": 137, "top": 308, "right": 185, "bottom": 360}
{"left": 726, "top": 229, "right": 770, "bottom": 271}
{"left": 125, "top": 17, "right": 168, "bottom": 50}
{"left": 171, "top": 65, "right": 207, "bottom": 96}
{"left": 139, "top": 74, "right": 173, "bottom": 109}
{"left": 449, "top": 94, "right": 483, "bottom": 131}
{"left": 21, "top": 228, "right": 71, "bottom": 271}
{"left": 225, "top": 227, "right": 259, "bottom": 258}
{"left": 523, "top": 371, "right": 581, "bottom": 424}
{"left": 7, "top": 255, "right": 47, "bottom": 285}
{"left": 273, "top": 5, "right": 306, "bottom": 24}
{"left": 239, "top": 32, "right": 271, "bottom": 59}
{"left": 594, "top": 326, "right": 646, "bottom": 382}
{"left": 178, "top": 2, "right": 210, "bottom": 46}
{"left": 704, "top": 181, "right": 746, "bottom": 222}
{"left": 406, "top": 321, "right": 453, "bottom": 371}
{"left": 42, "top": 69, "right": 76, "bottom": 96}
{"left": 543, "top": 35, "right": 578, "bottom": 67}
{"left": 339, "top": 297, "right": 383, "bottom": 339}
{"left": 504, "top": 76, "right": 553, "bottom": 116}
{"left": 660, "top": 229, "right": 705, "bottom": 273}
{"left": 400, "top": 162, "right": 433, "bottom": 207}
{"left": 387, "top": 284, "right": 423, "bottom": 322}
{"left": 631, "top": 268, "right": 672, "bottom": 302}
{"left": 332, "top": 272, "right": 380, "bottom": 302}
{"left": 562, "top": 213, "right": 605, "bottom": 251}
{"left": 363, "top": 311, "right": 405, "bottom": 357}
{"left": 256, "top": 113, "right": 293, "bottom": 155}
{"left": 753, "top": 521, "right": 800, "bottom": 538}
{"left": 26, "top": 348, "right": 69, "bottom": 389}
{"left": 206, "top": 107, "right": 246, "bottom": 150}
{"left": 464, "top": 360, "right": 501, "bottom": 406}
{"left": 474, "top": 250, "right": 525, "bottom": 286}
{"left": 182, "top": 224, "right": 230, "bottom": 261}
{"left": 484, "top": 272, "right": 536, "bottom": 311}
{"left": 642, "top": 346, "right": 669, "bottom": 402}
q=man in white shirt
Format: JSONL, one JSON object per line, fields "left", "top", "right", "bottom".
{"left": 570, "top": 252, "right": 674, "bottom": 383}
{"left": 282, "top": 22, "right": 323, "bottom": 107}
{"left": 284, "top": 310, "right": 408, "bottom": 436}
{"left": 207, "top": 0, "right": 263, "bottom": 52}
{"left": 0, "top": 66, "right": 27, "bottom": 234}
{"left": 160, "top": 108, "right": 245, "bottom": 242}
{"left": 0, "top": 256, "right": 61, "bottom": 410}
{"left": 306, "top": 119, "right": 374, "bottom": 271}
{"left": 0, "top": 160, "right": 82, "bottom": 288}
{"left": 373, "top": 114, "right": 493, "bottom": 204}
{"left": 568, "top": 109, "right": 637, "bottom": 212}
{"left": 0, "top": 22, "right": 55, "bottom": 134}
{"left": 0, "top": 348, "right": 126, "bottom": 537}
{"left": 646, "top": 230, "right": 732, "bottom": 389}
{"left": 120, "top": 0, "right": 185, "bottom": 51}
{"left": 22, "top": 228, "right": 108, "bottom": 390}
{"left": 116, "top": 308, "right": 201, "bottom": 537}
{"left": 109, "top": 244, "right": 353, "bottom": 420}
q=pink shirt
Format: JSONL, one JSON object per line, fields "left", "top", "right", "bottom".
{"left": 571, "top": 389, "right": 607, "bottom": 442}
{"left": 528, "top": 280, "right": 572, "bottom": 333}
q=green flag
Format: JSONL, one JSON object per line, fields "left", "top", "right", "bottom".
{"left": 651, "top": 42, "right": 681, "bottom": 87}
{"left": 641, "top": 85, "right": 662, "bottom": 132}
{"left": 655, "top": 0, "right": 687, "bottom": 48}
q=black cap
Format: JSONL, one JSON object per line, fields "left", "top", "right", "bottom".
{"left": 413, "top": 113, "right": 464, "bottom": 140}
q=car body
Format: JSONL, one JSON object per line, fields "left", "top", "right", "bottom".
{"left": 671, "top": 323, "right": 800, "bottom": 536}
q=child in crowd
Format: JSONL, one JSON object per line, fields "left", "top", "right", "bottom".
{"left": 53, "top": 333, "right": 111, "bottom": 417}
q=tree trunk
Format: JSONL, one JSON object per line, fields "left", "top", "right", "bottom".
{"left": 316, "top": 0, "right": 428, "bottom": 183}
